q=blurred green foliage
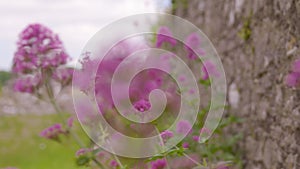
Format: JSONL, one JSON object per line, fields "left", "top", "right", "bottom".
{"left": 238, "top": 16, "right": 252, "bottom": 41}
{"left": 0, "top": 114, "right": 89, "bottom": 169}
{"left": 0, "top": 71, "right": 11, "bottom": 87}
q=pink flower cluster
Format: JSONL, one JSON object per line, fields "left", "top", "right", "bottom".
{"left": 75, "top": 148, "right": 92, "bottom": 157}
{"left": 134, "top": 99, "right": 151, "bottom": 112}
{"left": 13, "top": 24, "right": 69, "bottom": 74}
{"left": 52, "top": 67, "right": 74, "bottom": 86}
{"left": 184, "top": 32, "right": 205, "bottom": 60}
{"left": 176, "top": 120, "right": 192, "bottom": 134}
{"left": 110, "top": 160, "right": 119, "bottom": 168}
{"left": 201, "top": 60, "right": 220, "bottom": 80}
{"left": 156, "top": 26, "right": 177, "bottom": 48}
{"left": 13, "top": 74, "right": 42, "bottom": 93}
{"left": 156, "top": 27, "right": 206, "bottom": 60}
{"left": 150, "top": 159, "right": 167, "bottom": 169}
{"left": 40, "top": 123, "right": 65, "bottom": 141}
{"left": 160, "top": 130, "right": 174, "bottom": 143}
{"left": 76, "top": 41, "right": 178, "bottom": 118}
{"left": 286, "top": 59, "right": 300, "bottom": 87}
{"left": 12, "top": 23, "right": 72, "bottom": 94}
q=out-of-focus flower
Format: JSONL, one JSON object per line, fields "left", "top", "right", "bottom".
{"left": 176, "top": 120, "right": 192, "bottom": 134}
{"left": 110, "top": 160, "right": 119, "bottom": 168}
{"left": 52, "top": 67, "right": 73, "bottom": 86}
{"left": 192, "top": 135, "right": 200, "bottom": 142}
{"left": 184, "top": 32, "right": 205, "bottom": 60}
{"left": 73, "top": 54, "right": 98, "bottom": 93}
{"left": 12, "top": 23, "right": 72, "bottom": 96}
{"left": 75, "top": 148, "right": 92, "bottom": 157}
{"left": 156, "top": 26, "right": 177, "bottom": 48}
{"left": 40, "top": 123, "right": 65, "bottom": 141}
{"left": 134, "top": 99, "right": 151, "bottom": 112}
{"left": 12, "top": 23, "right": 70, "bottom": 74}
{"left": 160, "top": 130, "right": 174, "bottom": 143}
{"left": 200, "top": 127, "right": 211, "bottom": 134}
{"left": 286, "top": 59, "right": 300, "bottom": 87}
{"left": 182, "top": 142, "right": 189, "bottom": 149}
{"left": 67, "top": 117, "right": 74, "bottom": 128}
{"left": 150, "top": 159, "right": 167, "bottom": 169}
{"left": 285, "top": 72, "right": 300, "bottom": 87}
{"left": 13, "top": 74, "right": 42, "bottom": 93}
{"left": 201, "top": 60, "right": 220, "bottom": 80}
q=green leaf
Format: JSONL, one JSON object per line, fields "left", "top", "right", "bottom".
{"left": 76, "top": 156, "right": 90, "bottom": 166}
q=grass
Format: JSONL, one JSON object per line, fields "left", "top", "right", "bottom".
{"left": 0, "top": 114, "right": 89, "bottom": 169}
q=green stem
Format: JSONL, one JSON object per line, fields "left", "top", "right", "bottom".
{"left": 44, "top": 80, "right": 105, "bottom": 169}
{"left": 154, "top": 126, "right": 170, "bottom": 169}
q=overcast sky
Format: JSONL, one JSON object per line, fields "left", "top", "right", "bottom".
{"left": 0, "top": 0, "right": 171, "bottom": 70}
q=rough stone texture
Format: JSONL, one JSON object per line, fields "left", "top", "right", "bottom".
{"left": 173, "top": 0, "right": 300, "bottom": 168}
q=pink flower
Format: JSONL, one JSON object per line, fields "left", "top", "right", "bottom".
{"left": 176, "top": 120, "right": 192, "bottom": 134}
{"left": 73, "top": 54, "right": 98, "bottom": 93}
{"left": 156, "top": 26, "right": 177, "bottom": 48}
{"left": 52, "top": 67, "right": 73, "bottom": 86}
{"left": 110, "top": 160, "right": 118, "bottom": 168}
{"left": 182, "top": 142, "right": 189, "bottom": 149}
{"left": 201, "top": 60, "right": 220, "bottom": 80}
{"left": 184, "top": 32, "right": 205, "bottom": 60}
{"left": 192, "top": 135, "right": 200, "bottom": 142}
{"left": 150, "top": 159, "right": 167, "bottom": 169}
{"left": 75, "top": 148, "right": 91, "bottom": 157}
{"left": 160, "top": 130, "right": 174, "bottom": 142}
{"left": 40, "top": 123, "right": 65, "bottom": 140}
{"left": 76, "top": 40, "right": 180, "bottom": 132}
{"left": 12, "top": 23, "right": 70, "bottom": 74}
{"left": 178, "top": 74, "right": 186, "bottom": 82}
{"left": 286, "top": 59, "right": 300, "bottom": 87}
{"left": 285, "top": 72, "right": 300, "bottom": 87}
{"left": 13, "top": 74, "right": 42, "bottom": 93}
{"left": 200, "top": 127, "right": 211, "bottom": 134}
{"left": 97, "top": 151, "right": 106, "bottom": 158}
{"left": 134, "top": 99, "right": 151, "bottom": 112}
{"left": 67, "top": 117, "right": 74, "bottom": 128}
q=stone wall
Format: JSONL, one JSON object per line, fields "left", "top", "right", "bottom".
{"left": 173, "top": 0, "right": 300, "bottom": 168}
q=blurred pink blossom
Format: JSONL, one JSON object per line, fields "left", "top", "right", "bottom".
{"left": 75, "top": 148, "right": 92, "bottom": 157}
{"left": 150, "top": 159, "right": 167, "bottom": 169}
{"left": 13, "top": 23, "right": 69, "bottom": 74}
{"left": 182, "top": 142, "right": 189, "bottom": 149}
{"left": 67, "top": 117, "right": 74, "bottom": 128}
{"left": 286, "top": 59, "right": 300, "bottom": 87}
{"left": 176, "top": 120, "right": 192, "bottom": 134}
{"left": 184, "top": 32, "right": 205, "bottom": 60}
{"left": 110, "top": 160, "right": 119, "bottom": 168}
{"left": 40, "top": 123, "right": 65, "bottom": 141}
{"left": 13, "top": 74, "right": 42, "bottom": 93}
{"left": 160, "top": 130, "right": 174, "bottom": 143}
{"left": 201, "top": 60, "right": 220, "bottom": 80}
{"left": 134, "top": 99, "right": 151, "bottom": 112}
{"left": 156, "top": 26, "right": 177, "bottom": 48}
